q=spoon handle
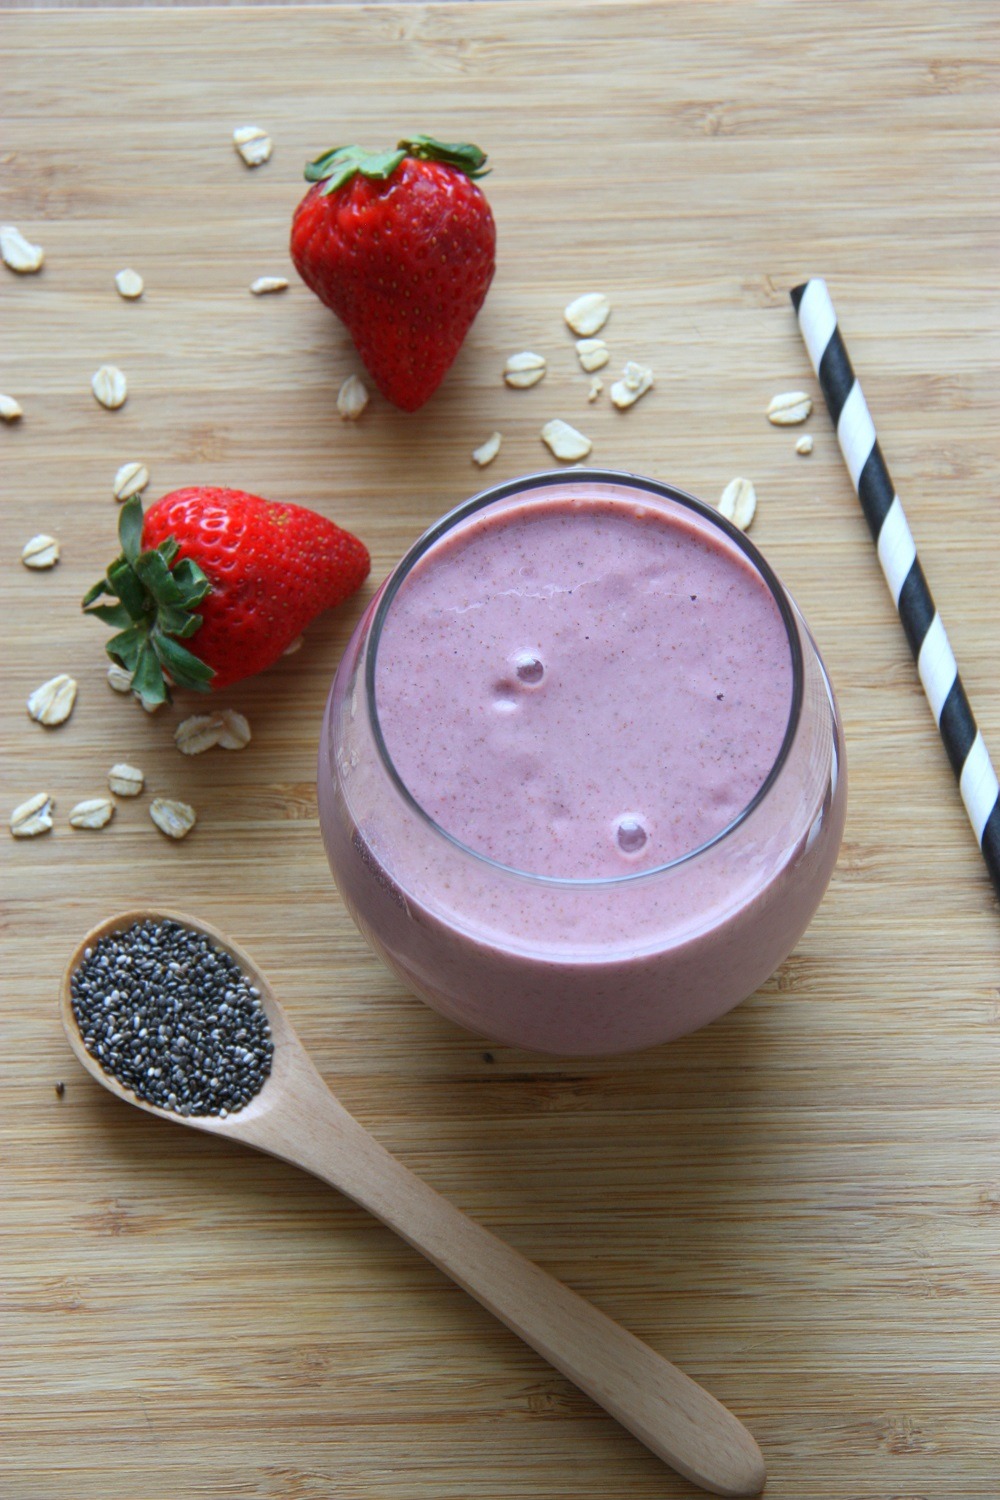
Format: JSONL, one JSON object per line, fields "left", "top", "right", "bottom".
{"left": 247, "top": 1085, "right": 764, "bottom": 1498}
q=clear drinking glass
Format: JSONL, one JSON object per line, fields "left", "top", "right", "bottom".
{"left": 318, "top": 470, "right": 845, "bottom": 1055}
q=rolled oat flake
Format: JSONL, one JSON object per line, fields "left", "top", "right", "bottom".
{"left": 22, "top": 534, "right": 60, "bottom": 569}
{"left": 233, "top": 126, "right": 272, "bottom": 167}
{"left": 1, "top": 224, "right": 44, "bottom": 273}
{"left": 10, "top": 792, "right": 54, "bottom": 838}
{"left": 115, "top": 268, "right": 144, "bottom": 300}
{"left": 70, "top": 919, "right": 274, "bottom": 1117}
{"left": 92, "top": 365, "right": 128, "bottom": 410}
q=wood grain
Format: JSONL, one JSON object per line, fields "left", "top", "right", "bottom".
{"left": 2, "top": 4, "right": 999, "bottom": 1497}
{"left": 60, "top": 910, "right": 767, "bottom": 1498}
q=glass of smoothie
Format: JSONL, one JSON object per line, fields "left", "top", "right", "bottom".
{"left": 318, "top": 470, "right": 845, "bottom": 1055}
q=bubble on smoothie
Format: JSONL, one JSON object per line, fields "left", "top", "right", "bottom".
{"left": 615, "top": 816, "right": 648, "bottom": 854}
{"left": 514, "top": 651, "right": 545, "bottom": 685}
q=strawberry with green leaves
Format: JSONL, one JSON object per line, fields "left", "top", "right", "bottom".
{"left": 84, "top": 487, "right": 370, "bottom": 705}
{"left": 290, "top": 134, "right": 496, "bottom": 412}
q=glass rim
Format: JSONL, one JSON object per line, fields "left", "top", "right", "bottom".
{"left": 364, "top": 467, "right": 805, "bottom": 888}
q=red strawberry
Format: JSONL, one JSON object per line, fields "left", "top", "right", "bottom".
{"left": 290, "top": 134, "right": 496, "bottom": 412}
{"left": 84, "top": 488, "right": 370, "bottom": 703}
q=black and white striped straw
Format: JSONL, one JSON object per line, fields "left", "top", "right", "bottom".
{"left": 790, "top": 277, "right": 1000, "bottom": 901}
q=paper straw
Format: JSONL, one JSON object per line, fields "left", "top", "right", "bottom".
{"left": 790, "top": 277, "right": 1000, "bottom": 901}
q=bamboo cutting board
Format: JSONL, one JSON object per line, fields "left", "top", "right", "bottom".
{"left": 2, "top": 4, "right": 999, "bottom": 1497}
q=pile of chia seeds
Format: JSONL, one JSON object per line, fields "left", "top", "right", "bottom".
{"left": 70, "top": 919, "right": 273, "bottom": 1118}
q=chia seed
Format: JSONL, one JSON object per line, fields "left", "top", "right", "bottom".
{"left": 70, "top": 919, "right": 273, "bottom": 1117}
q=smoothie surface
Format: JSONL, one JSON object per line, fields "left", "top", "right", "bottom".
{"left": 374, "top": 493, "right": 794, "bottom": 878}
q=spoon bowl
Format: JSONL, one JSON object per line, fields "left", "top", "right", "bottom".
{"left": 62, "top": 908, "right": 765, "bottom": 1499}
{"left": 61, "top": 907, "right": 313, "bottom": 1137}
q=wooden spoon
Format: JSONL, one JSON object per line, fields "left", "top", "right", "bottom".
{"left": 60, "top": 909, "right": 765, "bottom": 1498}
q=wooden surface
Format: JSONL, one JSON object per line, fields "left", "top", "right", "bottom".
{"left": 59, "top": 910, "right": 767, "bottom": 1498}
{"left": 3, "top": 4, "right": 999, "bottom": 1497}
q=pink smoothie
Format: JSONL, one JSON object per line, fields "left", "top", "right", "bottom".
{"left": 319, "top": 474, "right": 845, "bottom": 1055}
{"left": 373, "top": 495, "right": 793, "bottom": 878}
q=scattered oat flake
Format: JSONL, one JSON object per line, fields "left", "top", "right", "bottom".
{"left": 1, "top": 224, "right": 44, "bottom": 273}
{"left": 113, "top": 461, "right": 149, "bottom": 501}
{"left": 337, "top": 374, "right": 369, "bottom": 420}
{"left": 503, "top": 352, "right": 546, "bottom": 389}
{"left": 718, "top": 477, "right": 757, "bottom": 531}
{"left": 234, "top": 126, "right": 272, "bottom": 167}
{"left": 175, "top": 714, "right": 225, "bottom": 756}
{"left": 564, "top": 293, "right": 610, "bottom": 338}
{"left": 27, "top": 674, "right": 77, "bottom": 727}
{"left": 218, "top": 709, "right": 251, "bottom": 750}
{"left": 115, "top": 268, "right": 144, "bottom": 300}
{"left": 69, "top": 797, "right": 115, "bottom": 830}
{"left": 541, "top": 419, "right": 592, "bottom": 463}
{"left": 611, "top": 362, "right": 654, "bottom": 409}
{"left": 795, "top": 434, "right": 814, "bottom": 456}
{"left": 250, "top": 276, "right": 289, "bottom": 296}
{"left": 150, "top": 797, "right": 196, "bottom": 840}
{"left": 575, "top": 338, "right": 609, "bottom": 373}
{"left": 766, "top": 390, "right": 812, "bottom": 426}
{"left": 587, "top": 376, "right": 604, "bottom": 403}
{"left": 10, "top": 792, "right": 53, "bottom": 838}
{"left": 108, "top": 763, "right": 144, "bottom": 797}
{"left": 22, "top": 534, "right": 60, "bottom": 569}
{"left": 472, "top": 432, "right": 502, "bottom": 467}
{"left": 1, "top": 394, "right": 23, "bottom": 422}
{"left": 106, "top": 663, "right": 134, "bottom": 694}
{"left": 92, "top": 366, "right": 127, "bottom": 410}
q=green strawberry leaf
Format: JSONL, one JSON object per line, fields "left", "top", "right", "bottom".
{"left": 119, "top": 494, "right": 145, "bottom": 566}
{"left": 151, "top": 631, "right": 214, "bottom": 692}
{"left": 351, "top": 148, "right": 407, "bottom": 180}
{"left": 106, "top": 623, "right": 148, "bottom": 672}
{"left": 84, "top": 501, "right": 215, "bottom": 703}
{"left": 132, "top": 641, "right": 169, "bottom": 706}
{"left": 398, "top": 135, "right": 490, "bottom": 178}
{"left": 87, "top": 601, "right": 133, "bottom": 628}
{"left": 304, "top": 136, "right": 488, "bottom": 193}
{"left": 157, "top": 604, "right": 202, "bottom": 639}
{"left": 108, "top": 556, "right": 149, "bottom": 620}
{"left": 82, "top": 576, "right": 113, "bottom": 609}
{"left": 171, "top": 556, "right": 212, "bottom": 606}
{"left": 135, "top": 548, "right": 184, "bottom": 606}
{"left": 304, "top": 146, "right": 359, "bottom": 181}
{"left": 305, "top": 145, "right": 373, "bottom": 194}
{"left": 317, "top": 146, "right": 407, "bottom": 196}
